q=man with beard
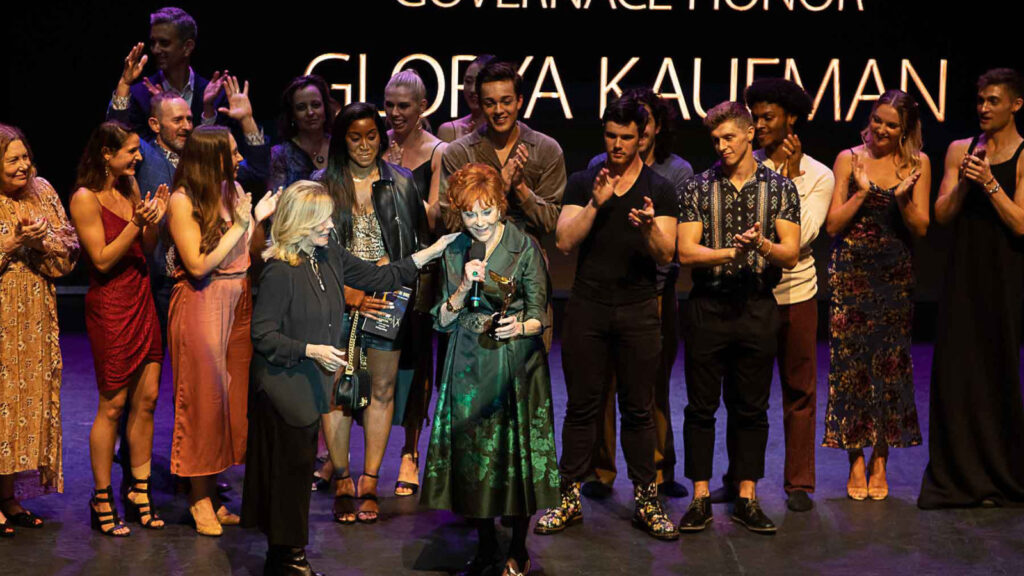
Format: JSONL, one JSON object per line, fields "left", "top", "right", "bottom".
{"left": 676, "top": 101, "right": 800, "bottom": 534}
{"left": 537, "top": 98, "right": 679, "bottom": 541}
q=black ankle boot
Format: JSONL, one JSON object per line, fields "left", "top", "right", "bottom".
{"left": 266, "top": 546, "right": 324, "bottom": 576}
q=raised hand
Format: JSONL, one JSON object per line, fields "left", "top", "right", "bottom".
{"left": 306, "top": 343, "right": 347, "bottom": 373}
{"left": 254, "top": 186, "right": 283, "bottom": 224}
{"left": 120, "top": 42, "right": 148, "bottom": 86}
{"left": 141, "top": 77, "right": 163, "bottom": 97}
{"left": 591, "top": 167, "right": 619, "bottom": 208}
{"left": 780, "top": 134, "right": 805, "bottom": 179}
{"left": 627, "top": 196, "right": 656, "bottom": 229}
{"left": 850, "top": 151, "right": 871, "bottom": 194}
{"left": 202, "top": 70, "right": 227, "bottom": 112}
{"left": 217, "top": 75, "right": 254, "bottom": 122}
{"left": 894, "top": 169, "right": 922, "bottom": 199}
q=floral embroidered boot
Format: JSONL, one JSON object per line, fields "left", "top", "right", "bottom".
{"left": 534, "top": 478, "right": 582, "bottom": 535}
{"left": 632, "top": 482, "right": 679, "bottom": 541}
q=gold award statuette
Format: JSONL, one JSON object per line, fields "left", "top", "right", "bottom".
{"left": 487, "top": 270, "right": 517, "bottom": 340}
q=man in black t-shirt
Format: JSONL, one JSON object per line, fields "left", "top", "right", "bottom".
{"left": 535, "top": 99, "right": 679, "bottom": 541}
{"left": 677, "top": 101, "right": 801, "bottom": 535}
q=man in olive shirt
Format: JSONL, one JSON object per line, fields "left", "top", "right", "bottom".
{"left": 438, "top": 61, "right": 566, "bottom": 240}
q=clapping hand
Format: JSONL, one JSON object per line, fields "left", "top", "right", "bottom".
{"left": 202, "top": 70, "right": 228, "bottom": 113}
{"left": 135, "top": 188, "right": 164, "bottom": 226}
{"left": 501, "top": 144, "right": 528, "bottom": 192}
{"left": 780, "top": 134, "right": 805, "bottom": 179}
{"left": 14, "top": 205, "right": 47, "bottom": 251}
{"left": 627, "top": 196, "right": 656, "bottom": 230}
{"left": 591, "top": 167, "right": 619, "bottom": 208}
{"left": 961, "top": 153, "right": 993, "bottom": 186}
{"left": 850, "top": 151, "right": 871, "bottom": 195}
{"left": 307, "top": 344, "right": 347, "bottom": 373}
{"left": 386, "top": 140, "right": 404, "bottom": 165}
{"left": 232, "top": 187, "right": 253, "bottom": 228}
{"left": 255, "top": 187, "right": 283, "bottom": 224}
{"left": 733, "top": 222, "right": 762, "bottom": 253}
{"left": 894, "top": 169, "right": 921, "bottom": 199}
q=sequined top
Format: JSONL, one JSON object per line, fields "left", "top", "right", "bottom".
{"left": 348, "top": 212, "right": 387, "bottom": 262}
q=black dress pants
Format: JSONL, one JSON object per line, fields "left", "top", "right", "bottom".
{"left": 683, "top": 294, "right": 778, "bottom": 482}
{"left": 559, "top": 296, "right": 661, "bottom": 485}
{"left": 241, "top": 390, "right": 319, "bottom": 547}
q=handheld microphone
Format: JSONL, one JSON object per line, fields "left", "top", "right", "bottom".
{"left": 468, "top": 240, "right": 486, "bottom": 310}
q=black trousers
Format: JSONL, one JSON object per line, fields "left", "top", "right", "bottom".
{"left": 682, "top": 295, "right": 778, "bottom": 482}
{"left": 560, "top": 296, "right": 661, "bottom": 485}
{"left": 241, "top": 390, "right": 319, "bottom": 547}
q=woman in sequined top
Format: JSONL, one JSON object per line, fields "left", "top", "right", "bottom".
{"left": 312, "top": 102, "right": 430, "bottom": 524}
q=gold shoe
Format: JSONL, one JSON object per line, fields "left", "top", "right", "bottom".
{"left": 215, "top": 505, "right": 241, "bottom": 526}
{"left": 190, "top": 499, "right": 223, "bottom": 537}
{"left": 867, "top": 456, "right": 889, "bottom": 500}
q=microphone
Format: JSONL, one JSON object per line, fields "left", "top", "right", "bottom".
{"left": 468, "top": 240, "right": 486, "bottom": 310}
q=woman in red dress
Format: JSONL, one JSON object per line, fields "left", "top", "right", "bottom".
{"left": 70, "top": 121, "right": 167, "bottom": 536}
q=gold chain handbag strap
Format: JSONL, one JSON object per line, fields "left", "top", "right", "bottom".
{"left": 345, "top": 310, "right": 367, "bottom": 376}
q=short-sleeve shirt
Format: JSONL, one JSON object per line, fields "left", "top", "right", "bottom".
{"left": 566, "top": 164, "right": 678, "bottom": 305}
{"left": 681, "top": 161, "right": 800, "bottom": 296}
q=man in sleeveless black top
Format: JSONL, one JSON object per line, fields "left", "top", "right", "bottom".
{"left": 922, "top": 68, "right": 1024, "bottom": 509}
{"left": 536, "top": 98, "right": 680, "bottom": 541}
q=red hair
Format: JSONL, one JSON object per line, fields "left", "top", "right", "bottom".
{"left": 447, "top": 163, "right": 508, "bottom": 215}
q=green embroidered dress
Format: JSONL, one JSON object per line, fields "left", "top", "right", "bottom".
{"left": 421, "top": 224, "right": 560, "bottom": 518}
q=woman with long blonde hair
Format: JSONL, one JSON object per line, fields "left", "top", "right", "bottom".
{"left": 823, "top": 89, "right": 931, "bottom": 502}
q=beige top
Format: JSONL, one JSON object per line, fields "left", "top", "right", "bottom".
{"left": 754, "top": 150, "right": 835, "bottom": 305}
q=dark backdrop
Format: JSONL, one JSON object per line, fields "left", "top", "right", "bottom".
{"left": 3, "top": 0, "right": 1019, "bottom": 298}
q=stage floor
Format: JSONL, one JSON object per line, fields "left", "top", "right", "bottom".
{"left": 1, "top": 336, "right": 1021, "bottom": 576}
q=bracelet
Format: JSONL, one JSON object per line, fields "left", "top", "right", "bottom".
{"left": 762, "top": 241, "right": 773, "bottom": 260}
{"left": 110, "top": 92, "right": 130, "bottom": 111}
{"left": 755, "top": 235, "right": 765, "bottom": 251}
{"left": 984, "top": 176, "right": 997, "bottom": 187}
{"left": 520, "top": 322, "right": 526, "bottom": 337}
{"left": 445, "top": 295, "right": 464, "bottom": 313}
{"left": 987, "top": 181, "right": 1002, "bottom": 196}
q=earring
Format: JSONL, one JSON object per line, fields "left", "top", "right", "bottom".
{"left": 104, "top": 164, "right": 111, "bottom": 177}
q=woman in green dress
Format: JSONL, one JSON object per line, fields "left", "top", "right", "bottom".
{"left": 422, "top": 163, "right": 559, "bottom": 576}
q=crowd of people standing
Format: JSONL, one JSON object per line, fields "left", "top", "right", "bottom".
{"left": 1, "top": 6, "right": 1023, "bottom": 576}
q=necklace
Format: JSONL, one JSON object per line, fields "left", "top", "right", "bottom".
{"left": 351, "top": 168, "right": 379, "bottom": 183}
{"left": 294, "top": 137, "right": 326, "bottom": 167}
{"left": 309, "top": 256, "right": 326, "bottom": 292}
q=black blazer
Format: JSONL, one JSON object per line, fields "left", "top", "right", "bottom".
{"left": 250, "top": 238, "right": 418, "bottom": 427}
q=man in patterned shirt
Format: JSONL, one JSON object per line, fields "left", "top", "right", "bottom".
{"left": 676, "top": 101, "right": 800, "bottom": 534}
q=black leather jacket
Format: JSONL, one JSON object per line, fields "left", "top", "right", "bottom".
{"left": 371, "top": 161, "right": 429, "bottom": 261}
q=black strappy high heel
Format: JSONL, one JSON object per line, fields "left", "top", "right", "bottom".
{"left": 123, "top": 476, "right": 164, "bottom": 529}
{"left": 90, "top": 486, "right": 129, "bottom": 537}
{"left": 357, "top": 472, "right": 380, "bottom": 524}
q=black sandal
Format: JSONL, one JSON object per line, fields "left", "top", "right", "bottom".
{"left": 395, "top": 452, "right": 420, "bottom": 497}
{"left": 333, "top": 474, "right": 356, "bottom": 525}
{"left": 0, "top": 496, "right": 43, "bottom": 529}
{"left": 124, "top": 476, "right": 164, "bottom": 529}
{"left": 90, "top": 486, "right": 129, "bottom": 537}
{"left": 0, "top": 517, "right": 13, "bottom": 537}
{"left": 357, "top": 473, "right": 380, "bottom": 524}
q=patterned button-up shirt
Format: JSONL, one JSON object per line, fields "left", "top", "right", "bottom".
{"left": 681, "top": 161, "right": 800, "bottom": 295}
